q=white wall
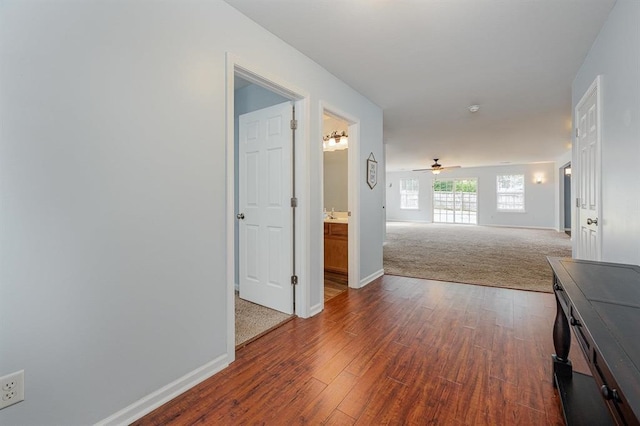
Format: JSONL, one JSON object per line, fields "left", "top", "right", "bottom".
{"left": 386, "top": 162, "right": 557, "bottom": 228}
{"left": 323, "top": 149, "right": 349, "bottom": 212}
{"left": 0, "top": 1, "right": 383, "bottom": 424}
{"left": 572, "top": 0, "right": 640, "bottom": 264}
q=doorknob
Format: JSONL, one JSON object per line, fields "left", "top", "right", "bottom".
{"left": 587, "top": 217, "right": 598, "bottom": 226}
{"left": 236, "top": 213, "right": 245, "bottom": 220}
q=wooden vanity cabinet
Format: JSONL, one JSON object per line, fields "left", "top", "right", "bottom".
{"left": 324, "top": 222, "right": 348, "bottom": 275}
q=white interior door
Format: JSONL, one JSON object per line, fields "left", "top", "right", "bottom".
{"left": 238, "top": 101, "right": 293, "bottom": 314}
{"left": 575, "top": 78, "right": 601, "bottom": 261}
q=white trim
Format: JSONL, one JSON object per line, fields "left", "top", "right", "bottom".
{"left": 95, "top": 354, "right": 230, "bottom": 426}
{"left": 386, "top": 221, "right": 554, "bottom": 230}
{"left": 348, "top": 121, "right": 361, "bottom": 291}
{"left": 484, "top": 224, "right": 557, "bottom": 231}
{"left": 320, "top": 102, "right": 361, "bottom": 295}
{"left": 358, "top": 269, "right": 384, "bottom": 288}
{"left": 308, "top": 302, "right": 323, "bottom": 317}
{"left": 225, "top": 53, "right": 237, "bottom": 363}
{"left": 558, "top": 161, "right": 571, "bottom": 233}
{"left": 293, "top": 97, "right": 310, "bottom": 318}
{"left": 386, "top": 219, "right": 433, "bottom": 224}
{"left": 234, "top": 65, "right": 302, "bottom": 102}
{"left": 225, "top": 53, "right": 312, "bottom": 340}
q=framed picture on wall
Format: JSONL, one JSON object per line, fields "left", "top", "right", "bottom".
{"left": 367, "top": 153, "right": 377, "bottom": 189}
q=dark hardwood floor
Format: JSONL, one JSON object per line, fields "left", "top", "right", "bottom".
{"left": 134, "top": 275, "right": 588, "bottom": 425}
{"left": 325, "top": 271, "right": 348, "bottom": 302}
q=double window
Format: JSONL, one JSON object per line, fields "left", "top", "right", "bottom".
{"left": 400, "top": 178, "right": 419, "bottom": 210}
{"left": 496, "top": 174, "right": 525, "bottom": 211}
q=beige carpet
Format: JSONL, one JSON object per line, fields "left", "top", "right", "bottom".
{"left": 235, "top": 294, "right": 292, "bottom": 347}
{"left": 384, "top": 222, "right": 572, "bottom": 293}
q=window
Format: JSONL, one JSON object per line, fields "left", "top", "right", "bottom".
{"left": 400, "top": 178, "right": 419, "bottom": 209}
{"left": 497, "top": 174, "right": 525, "bottom": 211}
{"left": 433, "top": 178, "right": 478, "bottom": 224}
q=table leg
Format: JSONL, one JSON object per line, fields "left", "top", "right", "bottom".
{"left": 552, "top": 294, "right": 572, "bottom": 380}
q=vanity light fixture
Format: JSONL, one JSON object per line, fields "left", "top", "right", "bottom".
{"left": 323, "top": 131, "right": 348, "bottom": 152}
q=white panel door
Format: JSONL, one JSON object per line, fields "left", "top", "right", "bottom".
{"left": 238, "top": 101, "right": 293, "bottom": 314}
{"left": 575, "top": 78, "right": 601, "bottom": 261}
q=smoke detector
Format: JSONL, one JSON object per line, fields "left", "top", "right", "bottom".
{"left": 468, "top": 104, "right": 480, "bottom": 113}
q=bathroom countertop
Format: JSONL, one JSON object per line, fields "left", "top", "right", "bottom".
{"left": 324, "top": 217, "right": 349, "bottom": 224}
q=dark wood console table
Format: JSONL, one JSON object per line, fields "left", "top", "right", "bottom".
{"left": 548, "top": 257, "right": 640, "bottom": 425}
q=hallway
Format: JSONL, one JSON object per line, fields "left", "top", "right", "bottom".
{"left": 136, "top": 274, "right": 588, "bottom": 424}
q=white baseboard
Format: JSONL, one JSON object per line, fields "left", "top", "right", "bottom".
{"left": 308, "top": 302, "right": 323, "bottom": 317}
{"left": 95, "top": 353, "right": 230, "bottom": 426}
{"left": 386, "top": 219, "right": 432, "bottom": 223}
{"left": 483, "top": 224, "right": 556, "bottom": 231}
{"left": 358, "top": 268, "right": 384, "bottom": 288}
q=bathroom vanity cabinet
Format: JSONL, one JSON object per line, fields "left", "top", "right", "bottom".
{"left": 324, "top": 222, "right": 348, "bottom": 275}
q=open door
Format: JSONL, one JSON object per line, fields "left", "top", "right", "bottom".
{"left": 575, "top": 77, "right": 601, "bottom": 261}
{"left": 238, "top": 101, "right": 294, "bottom": 314}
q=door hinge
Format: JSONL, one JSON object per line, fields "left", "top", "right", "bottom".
{"left": 290, "top": 119, "right": 298, "bottom": 130}
{"left": 576, "top": 198, "right": 580, "bottom": 208}
{"left": 575, "top": 128, "right": 579, "bottom": 137}
{"left": 291, "top": 275, "right": 298, "bottom": 285}
{"left": 291, "top": 197, "right": 298, "bottom": 208}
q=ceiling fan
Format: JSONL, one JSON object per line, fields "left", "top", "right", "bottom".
{"left": 412, "top": 159, "right": 461, "bottom": 175}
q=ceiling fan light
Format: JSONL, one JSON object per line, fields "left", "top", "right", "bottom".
{"left": 432, "top": 169, "right": 441, "bottom": 175}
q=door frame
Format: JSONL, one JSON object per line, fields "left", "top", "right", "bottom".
{"left": 225, "top": 53, "right": 310, "bottom": 360}
{"left": 573, "top": 75, "right": 602, "bottom": 260}
{"left": 559, "top": 161, "right": 571, "bottom": 233}
{"left": 320, "top": 103, "right": 361, "bottom": 302}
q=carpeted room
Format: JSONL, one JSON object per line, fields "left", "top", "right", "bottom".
{"left": 384, "top": 222, "right": 572, "bottom": 293}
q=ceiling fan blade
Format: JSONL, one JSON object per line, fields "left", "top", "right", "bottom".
{"left": 413, "top": 162, "right": 461, "bottom": 172}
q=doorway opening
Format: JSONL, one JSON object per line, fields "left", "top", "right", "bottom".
{"left": 562, "top": 163, "right": 572, "bottom": 236}
{"left": 433, "top": 178, "right": 478, "bottom": 224}
{"left": 233, "top": 76, "right": 295, "bottom": 347}
{"left": 322, "top": 111, "right": 350, "bottom": 302}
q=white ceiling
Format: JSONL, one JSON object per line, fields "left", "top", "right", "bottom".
{"left": 224, "top": 0, "right": 615, "bottom": 171}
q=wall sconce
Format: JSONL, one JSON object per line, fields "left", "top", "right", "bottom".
{"left": 323, "top": 131, "right": 348, "bottom": 152}
{"left": 535, "top": 175, "right": 543, "bottom": 184}
{"left": 565, "top": 167, "right": 572, "bottom": 176}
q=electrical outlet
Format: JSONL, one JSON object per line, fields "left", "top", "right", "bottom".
{"left": 0, "top": 370, "right": 24, "bottom": 410}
